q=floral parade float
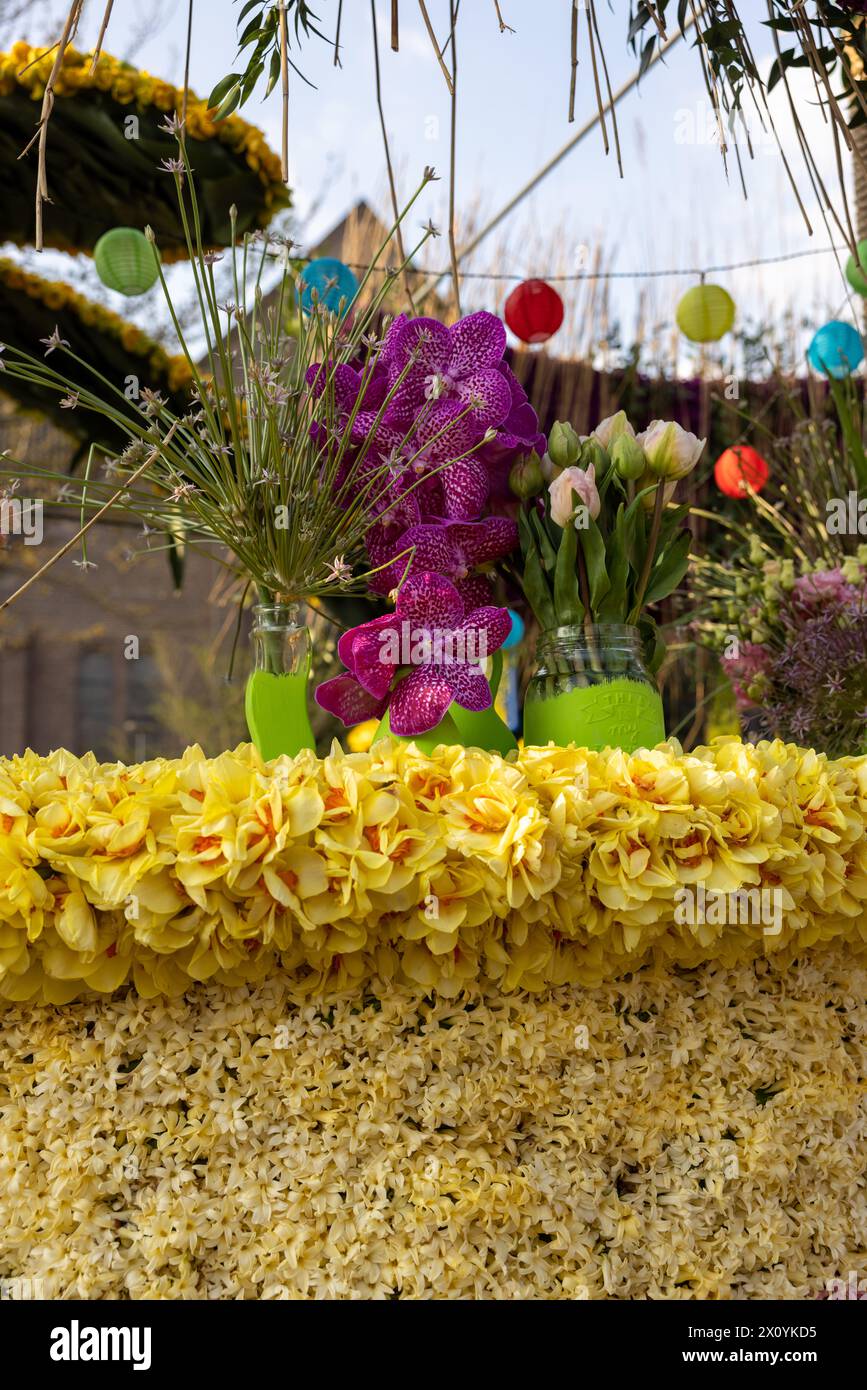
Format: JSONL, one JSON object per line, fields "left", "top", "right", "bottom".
{"left": 3, "top": 116, "right": 867, "bottom": 1301}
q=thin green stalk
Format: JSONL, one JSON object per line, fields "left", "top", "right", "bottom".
{"left": 629, "top": 482, "right": 666, "bottom": 624}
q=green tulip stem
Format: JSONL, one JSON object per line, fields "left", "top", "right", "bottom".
{"left": 575, "top": 542, "right": 600, "bottom": 672}
{"left": 629, "top": 482, "right": 667, "bottom": 625}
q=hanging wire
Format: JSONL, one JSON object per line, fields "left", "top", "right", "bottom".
{"left": 289, "top": 241, "right": 852, "bottom": 284}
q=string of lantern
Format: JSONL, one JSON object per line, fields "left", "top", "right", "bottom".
{"left": 290, "top": 239, "right": 865, "bottom": 349}
{"left": 298, "top": 242, "right": 853, "bottom": 285}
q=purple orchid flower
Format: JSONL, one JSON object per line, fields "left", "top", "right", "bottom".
{"left": 306, "top": 313, "right": 544, "bottom": 528}
{"left": 315, "top": 572, "right": 511, "bottom": 735}
{"left": 365, "top": 514, "right": 518, "bottom": 596}
{"left": 382, "top": 311, "right": 512, "bottom": 427}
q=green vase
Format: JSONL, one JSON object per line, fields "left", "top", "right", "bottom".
{"left": 372, "top": 705, "right": 463, "bottom": 754}
{"left": 245, "top": 603, "right": 316, "bottom": 760}
{"left": 372, "top": 653, "right": 517, "bottom": 756}
{"left": 523, "top": 623, "right": 665, "bottom": 753}
{"left": 449, "top": 652, "right": 518, "bottom": 755}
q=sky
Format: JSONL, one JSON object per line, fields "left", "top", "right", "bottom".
{"left": 7, "top": 0, "right": 863, "bottom": 369}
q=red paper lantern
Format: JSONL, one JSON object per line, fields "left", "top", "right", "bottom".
{"left": 504, "top": 279, "right": 564, "bottom": 344}
{"left": 714, "top": 445, "right": 769, "bottom": 499}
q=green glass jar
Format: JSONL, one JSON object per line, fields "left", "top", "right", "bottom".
{"left": 245, "top": 603, "right": 316, "bottom": 760}
{"left": 523, "top": 623, "right": 665, "bottom": 753}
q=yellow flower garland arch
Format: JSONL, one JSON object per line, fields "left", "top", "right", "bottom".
{"left": 0, "top": 256, "right": 193, "bottom": 394}
{"left": 0, "top": 42, "right": 289, "bottom": 258}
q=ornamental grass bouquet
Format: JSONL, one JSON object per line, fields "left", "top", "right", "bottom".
{"left": 689, "top": 386, "right": 867, "bottom": 756}
{"left": 718, "top": 555, "right": 867, "bottom": 755}
{"left": 511, "top": 410, "right": 704, "bottom": 673}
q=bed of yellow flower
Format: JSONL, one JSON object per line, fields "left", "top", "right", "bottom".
{"left": 2, "top": 737, "right": 867, "bottom": 1004}
{"left": 2, "top": 945, "right": 865, "bottom": 1298}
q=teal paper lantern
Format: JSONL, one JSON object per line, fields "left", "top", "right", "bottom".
{"left": 503, "top": 608, "right": 525, "bottom": 650}
{"left": 846, "top": 240, "right": 867, "bottom": 297}
{"left": 94, "top": 228, "right": 160, "bottom": 296}
{"left": 299, "top": 257, "right": 358, "bottom": 315}
{"left": 675, "top": 283, "right": 735, "bottom": 342}
{"left": 807, "top": 321, "right": 864, "bottom": 379}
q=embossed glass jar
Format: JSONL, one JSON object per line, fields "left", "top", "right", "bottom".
{"left": 523, "top": 623, "right": 665, "bottom": 752}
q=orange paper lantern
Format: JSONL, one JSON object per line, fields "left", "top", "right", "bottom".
{"left": 714, "top": 445, "right": 769, "bottom": 499}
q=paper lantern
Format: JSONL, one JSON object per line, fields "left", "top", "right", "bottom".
{"left": 504, "top": 279, "right": 564, "bottom": 345}
{"left": 675, "top": 283, "right": 735, "bottom": 342}
{"left": 503, "top": 608, "right": 525, "bottom": 650}
{"left": 299, "top": 257, "right": 358, "bottom": 315}
{"left": 94, "top": 228, "right": 160, "bottom": 296}
{"left": 807, "top": 321, "right": 864, "bottom": 378}
{"left": 714, "top": 445, "right": 769, "bottom": 500}
{"left": 846, "top": 241, "right": 867, "bottom": 296}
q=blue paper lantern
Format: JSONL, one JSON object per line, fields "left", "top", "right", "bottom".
{"left": 503, "top": 608, "right": 525, "bottom": 650}
{"left": 807, "top": 321, "right": 864, "bottom": 379}
{"left": 299, "top": 257, "right": 358, "bottom": 315}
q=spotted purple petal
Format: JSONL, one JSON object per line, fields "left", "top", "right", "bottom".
{"left": 348, "top": 410, "right": 403, "bottom": 448}
{"left": 389, "top": 666, "right": 453, "bottom": 735}
{"left": 337, "top": 613, "right": 397, "bottom": 674}
{"left": 446, "top": 311, "right": 507, "bottom": 376}
{"left": 459, "top": 604, "right": 511, "bottom": 655}
{"left": 315, "top": 674, "right": 387, "bottom": 727}
{"left": 350, "top": 627, "right": 399, "bottom": 698}
{"left": 381, "top": 312, "right": 409, "bottom": 363}
{"left": 415, "top": 404, "right": 483, "bottom": 464}
{"left": 454, "top": 574, "right": 494, "bottom": 609}
{"left": 449, "top": 516, "right": 518, "bottom": 571}
{"left": 366, "top": 520, "right": 451, "bottom": 595}
{"left": 451, "top": 366, "right": 512, "bottom": 431}
{"left": 305, "top": 361, "right": 327, "bottom": 398}
{"left": 367, "top": 468, "right": 422, "bottom": 533}
{"left": 395, "top": 571, "right": 464, "bottom": 628}
{"left": 445, "top": 661, "right": 492, "bottom": 713}
{"left": 440, "top": 458, "right": 489, "bottom": 521}
{"left": 332, "top": 362, "right": 366, "bottom": 411}
{"left": 388, "top": 316, "right": 451, "bottom": 377}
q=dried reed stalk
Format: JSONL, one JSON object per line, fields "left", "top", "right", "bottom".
{"left": 20, "top": 0, "right": 83, "bottom": 252}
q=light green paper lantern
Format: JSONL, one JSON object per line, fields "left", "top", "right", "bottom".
{"left": 94, "top": 228, "right": 160, "bottom": 296}
{"left": 675, "top": 283, "right": 735, "bottom": 343}
{"left": 846, "top": 240, "right": 867, "bottom": 297}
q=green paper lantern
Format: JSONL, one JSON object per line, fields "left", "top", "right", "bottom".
{"left": 676, "top": 283, "right": 735, "bottom": 342}
{"left": 94, "top": 228, "right": 160, "bottom": 296}
{"left": 846, "top": 240, "right": 867, "bottom": 297}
